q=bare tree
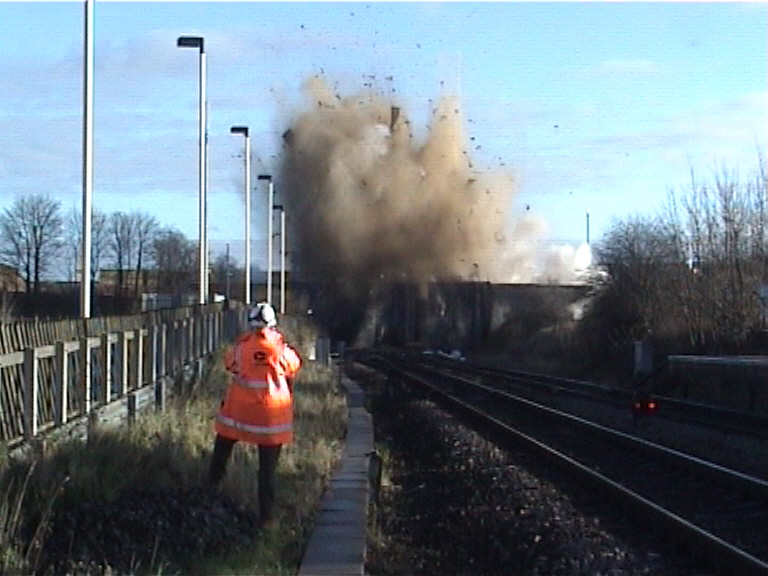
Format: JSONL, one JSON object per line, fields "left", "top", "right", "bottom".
{"left": 663, "top": 163, "right": 767, "bottom": 350}
{"left": 108, "top": 212, "right": 137, "bottom": 297}
{"left": 0, "top": 194, "right": 63, "bottom": 294}
{"left": 64, "top": 207, "right": 109, "bottom": 283}
{"left": 712, "top": 167, "right": 753, "bottom": 345}
{"left": 589, "top": 155, "right": 768, "bottom": 356}
{"left": 152, "top": 227, "right": 196, "bottom": 295}
{"left": 661, "top": 171, "right": 715, "bottom": 348}
{"left": 210, "top": 247, "right": 243, "bottom": 301}
{"left": 132, "top": 212, "right": 159, "bottom": 300}
{"left": 592, "top": 215, "right": 679, "bottom": 340}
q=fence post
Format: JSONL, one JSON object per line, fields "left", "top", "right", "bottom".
{"left": 23, "top": 347, "right": 39, "bottom": 439}
{"left": 127, "top": 393, "right": 137, "bottom": 424}
{"left": 149, "top": 325, "right": 158, "bottom": 386}
{"left": 169, "top": 321, "right": 176, "bottom": 373}
{"left": 192, "top": 315, "right": 199, "bottom": 359}
{"left": 186, "top": 318, "right": 192, "bottom": 363}
{"left": 200, "top": 314, "right": 205, "bottom": 357}
{"left": 203, "top": 313, "right": 208, "bottom": 356}
{"left": 180, "top": 319, "right": 186, "bottom": 367}
{"left": 194, "top": 316, "right": 203, "bottom": 360}
{"left": 198, "top": 313, "right": 204, "bottom": 356}
{"left": 132, "top": 328, "right": 144, "bottom": 390}
{"left": 118, "top": 331, "right": 129, "bottom": 397}
{"left": 158, "top": 324, "right": 167, "bottom": 380}
{"left": 214, "top": 310, "right": 219, "bottom": 349}
{"left": 180, "top": 318, "right": 185, "bottom": 364}
{"left": 204, "top": 313, "right": 209, "bottom": 355}
{"left": 172, "top": 320, "right": 178, "bottom": 368}
{"left": 150, "top": 325, "right": 166, "bottom": 412}
{"left": 100, "top": 333, "right": 112, "bottom": 405}
{"left": 187, "top": 317, "right": 192, "bottom": 361}
{"left": 207, "top": 312, "right": 213, "bottom": 354}
{"left": 191, "top": 316, "right": 197, "bottom": 360}
{"left": 80, "top": 337, "right": 91, "bottom": 415}
{"left": 54, "top": 341, "right": 68, "bottom": 425}
{"left": 207, "top": 312, "right": 212, "bottom": 353}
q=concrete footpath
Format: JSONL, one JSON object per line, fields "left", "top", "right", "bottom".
{"left": 298, "top": 376, "right": 374, "bottom": 576}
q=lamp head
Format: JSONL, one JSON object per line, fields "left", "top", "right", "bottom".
{"left": 177, "top": 36, "right": 204, "bottom": 51}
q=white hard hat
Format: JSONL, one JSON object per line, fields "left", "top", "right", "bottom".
{"left": 248, "top": 302, "right": 277, "bottom": 328}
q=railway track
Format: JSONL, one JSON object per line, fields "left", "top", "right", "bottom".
{"left": 355, "top": 350, "right": 768, "bottom": 576}
{"left": 413, "top": 350, "right": 768, "bottom": 439}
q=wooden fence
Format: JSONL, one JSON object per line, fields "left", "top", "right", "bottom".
{"left": 0, "top": 303, "right": 245, "bottom": 450}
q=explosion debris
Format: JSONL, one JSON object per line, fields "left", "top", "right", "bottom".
{"left": 279, "top": 77, "right": 515, "bottom": 289}
{"left": 277, "top": 77, "right": 590, "bottom": 340}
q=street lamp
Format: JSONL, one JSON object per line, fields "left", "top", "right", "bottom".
{"left": 258, "top": 174, "right": 273, "bottom": 305}
{"left": 274, "top": 205, "right": 286, "bottom": 314}
{"left": 177, "top": 35, "right": 207, "bottom": 304}
{"left": 225, "top": 243, "right": 231, "bottom": 300}
{"left": 81, "top": 0, "right": 94, "bottom": 318}
{"left": 230, "top": 126, "right": 251, "bottom": 304}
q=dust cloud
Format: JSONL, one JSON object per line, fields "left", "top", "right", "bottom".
{"left": 278, "top": 77, "right": 587, "bottom": 292}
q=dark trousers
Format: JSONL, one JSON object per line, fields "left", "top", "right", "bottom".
{"left": 209, "top": 434, "right": 283, "bottom": 521}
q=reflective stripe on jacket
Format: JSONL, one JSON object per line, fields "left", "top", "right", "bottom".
{"left": 215, "top": 327, "right": 301, "bottom": 445}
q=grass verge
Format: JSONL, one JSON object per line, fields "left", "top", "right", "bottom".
{"left": 0, "top": 328, "right": 347, "bottom": 575}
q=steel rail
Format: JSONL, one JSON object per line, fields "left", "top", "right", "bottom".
{"left": 410, "top": 351, "right": 768, "bottom": 438}
{"left": 359, "top": 353, "right": 768, "bottom": 576}
{"left": 406, "top": 360, "right": 768, "bottom": 500}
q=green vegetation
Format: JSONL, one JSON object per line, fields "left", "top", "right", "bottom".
{"left": 0, "top": 320, "right": 347, "bottom": 575}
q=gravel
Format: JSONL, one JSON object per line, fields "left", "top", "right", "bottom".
{"left": 364, "top": 389, "right": 715, "bottom": 576}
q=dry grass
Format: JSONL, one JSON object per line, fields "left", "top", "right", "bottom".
{"left": 196, "top": 360, "right": 347, "bottom": 575}
{"left": 0, "top": 320, "right": 347, "bottom": 575}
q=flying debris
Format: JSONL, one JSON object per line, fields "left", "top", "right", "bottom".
{"left": 277, "top": 76, "right": 590, "bottom": 302}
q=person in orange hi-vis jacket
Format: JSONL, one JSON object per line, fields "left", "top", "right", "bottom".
{"left": 208, "top": 302, "right": 302, "bottom": 527}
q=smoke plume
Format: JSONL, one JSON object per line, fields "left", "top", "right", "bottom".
{"left": 279, "top": 77, "right": 517, "bottom": 291}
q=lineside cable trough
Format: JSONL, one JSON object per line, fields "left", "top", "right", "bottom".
{"left": 298, "top": 376, "right": 375, "bottom": 576}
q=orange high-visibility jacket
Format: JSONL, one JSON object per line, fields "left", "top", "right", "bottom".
{"left": 215, "top": 327, "right": 301, "bottom": 445}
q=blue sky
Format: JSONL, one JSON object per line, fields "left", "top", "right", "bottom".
{"left": 1, "top": 1, "right": 766, "bottom": 269}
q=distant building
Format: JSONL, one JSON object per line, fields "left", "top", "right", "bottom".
{"left": 0, "top": 264, "right": 25, "bottom": 292}
{"left": 141, "top": 292, "right": 200, "bottom": 311}
{"left": 98, "top": 268, "right": 160, "bottom": 296}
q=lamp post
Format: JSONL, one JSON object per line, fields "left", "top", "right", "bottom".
{"left": 225, "top": 242, "right": 231, "bottom": 300}
{"left": 274, "top": 205, "right": 286, "bottom": 314}
{"left": 81, "top": 0, "right": 94, "bottom": 318}
{"left": 230, "top": 126, "right": 251, "bottom": 304}
{"left": 177, "top": 35, "right": 207, "bottom": 304}
{"left": 258, "top": 174, "right": 273, "bottom": 305}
